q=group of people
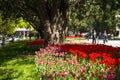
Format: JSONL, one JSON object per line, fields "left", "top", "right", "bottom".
{"left": 87, "top": 29, "right": 108, "bottom": 44}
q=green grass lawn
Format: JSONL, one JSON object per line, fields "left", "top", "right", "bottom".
{"left": 0, "top": 40, "right": 43, "bottom": 80}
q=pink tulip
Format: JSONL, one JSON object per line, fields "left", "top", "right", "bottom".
{"left": 80, "top": 68, "right": 86, "bottom": 73}
{"left": 105, "top": 69, "right": 109, "bottom": 73}
{"left": 55, "top": 52, "right": 59, "bottom": 56}
{"left": 35, "top": 51, "right": 39, "bottom": 56}
{"left": 72, "top": 73, "right": 76, "bottom": 77}
{"left": 107, "top": 74, "right": 116, "bottom": 80}
{"left": 98, "top": 74, "right": 103, "bottom": 79}
{"left": 42, "top": 74, "right": 48, "bottom": 77}
{"left": 48, "top": 75, "right": 53, "bottom": 79}
{"left": 110, "top": 70, "right": 116, "bottom": 73}
{"left": 103, "top": 74, "right": 107, "bottom": 79}
{"left": 61, "top": 73, "right": 68, "bottom": 77}
{"left": 96, "top": 67, "right": 100, "bottom": 70}
{"left": 91, "top": 73, "right": 94, "bottom": 77}
{"left": 38, "top": 60, "right": 42, "bottom": 64}
{"left": 82, "top": 77, "right": 86, "bottom": 80}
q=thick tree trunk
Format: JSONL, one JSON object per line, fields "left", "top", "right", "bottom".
{"left": 43, "top": 14, "right": 68, "bottom": 45}
{"left": 36, "top": 0, "right": 69, "bottom": 46}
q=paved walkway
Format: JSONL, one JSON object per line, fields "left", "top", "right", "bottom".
{"left": 0, "top": 38, "right": 19, "bottom": 47}
{"left": 65, "top": 39, "right": 120, "bottom": 47}
{"left": 1, "top": 39, "right": 120, "bottom": 47}
{"left": 82, "top": 39, "right": 120, "bottom": 47}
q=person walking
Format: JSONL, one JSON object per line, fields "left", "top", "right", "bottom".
{"left": 1, "top": 36, "right": 5, "bottom": 46}
{"left": 97, "top": 32, "right": 102, "bottom": 44}
{"left": 86, "top": 33, "right": 90, "bottom": 41}
{"left": 92, "top": 29, "right": 97, "bottom": 44}
{"left": 103, "top": 30, "right": 108, "bottom": 44}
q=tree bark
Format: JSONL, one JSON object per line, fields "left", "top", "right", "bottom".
{"left": 36, "top": 0, "right": 69, "bottom": 45}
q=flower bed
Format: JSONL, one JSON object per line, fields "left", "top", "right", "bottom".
{"left": 26, "top": 39, "right": 45, "bottom": 46}
{"left": 35, "top": 44, "right": 120, "bottom": 80}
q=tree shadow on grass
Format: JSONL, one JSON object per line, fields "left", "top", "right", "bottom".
{"left": 0, "top": 40, "right": 43, "bottom": 79}
{"left": 0, "top": 40, "right": 43, "bottom": 64}
{"left": 0, "top": 68, "right": 22, "bottom": 80}
{"left": 0, "top": 56, "right": 38, "bottom": 80}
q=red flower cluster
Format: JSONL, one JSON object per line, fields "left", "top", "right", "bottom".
{"left": 59, "top": 44, "right": 120, "bottom": 54}
{"left": 78, "top": 51, "right": 88, "bottom": 59}
{"left": 89, "top": 53, "right": 101, "bottom": 63}
{"left": 66, "top": 36, "right": 85, "bottom": 39}
{"left": 56, "top": 44, "right": 120, "bottom": 67}
{"left": 26, "top": 39, "right": 45, "bottom": 46}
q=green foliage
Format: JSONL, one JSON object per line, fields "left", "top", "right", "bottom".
{"left": 16, "top": 17, "right": 32, "bottom": 29}
{"left": 3, "top": 19, "right": 16, "bottom": 35}
{"left": 0, "top": 18, "right": 16, "bottom": 35}
{"left": 0, "top": 40, "right": 44, "bottom": 80}
{"left": 0, "top": 11, "right": 15, "bottom": 35}
{"left": 68, "top": 12, "right": 80, "bottom": 30}
{"left": 0, "top": 11, "right": 32, "bottom": 35}
{"left": 68, "top": 0, "right": 120, "bottom": 33}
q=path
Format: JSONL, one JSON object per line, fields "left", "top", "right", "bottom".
{"left": 1, "top": 38, "right": 120, "bottom": 47}
{"left": 0, "top": 38, "right": 19, "bottom": 47}
{"left": 65, "top": 39, "right": 120, "bottom": 47}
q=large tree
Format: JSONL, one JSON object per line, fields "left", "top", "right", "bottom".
{"left": 0, "top": 0, "right": 81, "bottom": 45}
{"left": 1, "top": 0, "right": 120, "bottom": 45}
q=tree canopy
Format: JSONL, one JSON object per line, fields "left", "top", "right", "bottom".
{"left": 68, "top": 0, "right": 120, "bottom": 34}
{"left": 0, "top": 0, "right": 120, "bottom": 44}
{"left": 0, "top": 11, "right": 16, "bottom": 35}
{"left": 0, "top": 11, "right": 32, "bottom": 35}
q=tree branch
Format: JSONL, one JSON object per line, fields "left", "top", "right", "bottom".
{"left": 35, "top": 0, "right": 50, "bottom": 24}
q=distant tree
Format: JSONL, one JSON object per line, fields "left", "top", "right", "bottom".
{"left": 82, "top": 0, "right": 120, "bottom": 33}
{"left": 0, "top": 12, "right": 31, "bottom": 35}
{"left": 0, "top": 11, "right": 15, "bottom": 35}
{"left": 68, "top": 0, "right": 120, "bottom": 34}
